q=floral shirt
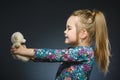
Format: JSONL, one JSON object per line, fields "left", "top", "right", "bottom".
{"left": 32, "top": 46, "right": 94, "bottom": 80}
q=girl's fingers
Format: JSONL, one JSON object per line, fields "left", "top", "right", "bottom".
{"left": 10, "top": 48, "right": 17, "bottom": 54}
{"left": 10, "top": 45, "right": 25, "bottom": 55}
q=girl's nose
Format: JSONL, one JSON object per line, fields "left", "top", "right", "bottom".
{"left": 64, "top": 30, "right": 66, "bottom": 34}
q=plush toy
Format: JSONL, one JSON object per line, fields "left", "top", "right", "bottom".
{"left": 11, "top": 32, "right": 30, "bottom": 62}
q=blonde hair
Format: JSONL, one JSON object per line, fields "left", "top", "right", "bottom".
{"left": 71, "top": 9, "right": 111, "bottom": 74}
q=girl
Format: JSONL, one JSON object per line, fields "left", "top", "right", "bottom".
{"left": 11, "top": 9, "right": 111, "bottom": 80}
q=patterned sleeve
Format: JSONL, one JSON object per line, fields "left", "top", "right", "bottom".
{"left": 32, "top": 46, "right": 94, "bottom": 62}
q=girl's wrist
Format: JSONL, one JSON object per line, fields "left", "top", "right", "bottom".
{"left": 27, "top": 48, "right": 35, "bottom": 57}
{"left": 30, "top": 49, "right": 38, "bottom": 61}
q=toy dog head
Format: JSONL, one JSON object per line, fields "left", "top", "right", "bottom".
{"left": 11, "top": 32, "right": 26, "bottom": 44}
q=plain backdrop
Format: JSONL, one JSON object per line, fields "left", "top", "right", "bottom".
{"left": 0, "top": 0, "right": 120, "bottom": 80}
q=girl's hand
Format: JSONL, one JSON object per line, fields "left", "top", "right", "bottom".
{"left": 11, "top": 45, "right": 27, "bottom": 55}
{"left": 11, "top": 45, "right": 35, "bottom": 57}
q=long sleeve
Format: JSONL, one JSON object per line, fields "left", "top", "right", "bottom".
{"left": 32, "top": 46, "right": 94, "bottom": 62}
{"left": 32, "top": 46, "right": 95, "bottom": 80}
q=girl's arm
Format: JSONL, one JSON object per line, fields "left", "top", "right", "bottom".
{"left": 32, "top": 46, "right": 94, "bottom": 62}
{"left": 11, "top": 45, "right": 35, "bottom": 58}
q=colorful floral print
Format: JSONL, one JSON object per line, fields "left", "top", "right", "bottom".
{"left": 32, "top": 46, "right": 94, "bottom": 80}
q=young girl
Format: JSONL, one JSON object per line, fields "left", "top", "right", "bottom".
{"left": 11, "top": 9, "right": 111, "bottom": 80}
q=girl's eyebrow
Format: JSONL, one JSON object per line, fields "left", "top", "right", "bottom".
{"left": 66, "top": 25, "right": 71, "bottom": 28}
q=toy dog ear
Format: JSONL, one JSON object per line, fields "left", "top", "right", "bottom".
{"left": 11, "top": 34, "right": 16, "bottom": 43}
{"left": 22, "top": 39, "right": 26, "bottom": 43}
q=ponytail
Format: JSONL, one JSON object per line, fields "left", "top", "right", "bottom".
{"left": 94, "top": 11, "right": 111, "bottom": 74}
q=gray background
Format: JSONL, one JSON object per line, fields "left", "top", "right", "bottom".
{"left": 0, "top": 0, "right": 119, "bottom": 80}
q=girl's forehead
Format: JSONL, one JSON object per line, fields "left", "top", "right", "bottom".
{"left": 67, "top": 16, "right": 79, "bottom": 22}
{"left": 66, "top": 16, "right": 79, "bottom": 25}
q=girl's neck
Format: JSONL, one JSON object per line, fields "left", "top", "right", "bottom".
{"left": 78, "top": 39, "right": 90, "bottom": 47}
{"left": 72, "top": 42, "right": 90, "bottom": 47}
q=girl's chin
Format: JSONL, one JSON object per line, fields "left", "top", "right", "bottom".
{"left": 65, "top": 41, "right": 77, "bottom": 46}
{"left": 65, "top": 41, "right": 71, "bottom": 45}
{"left": 65, "top": 41, "right": 69, "bottom": 44}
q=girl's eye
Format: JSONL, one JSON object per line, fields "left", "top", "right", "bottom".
{"left": 68, "top": 28, "right": 71, "bottom": 30}
{"left": 66, "top": 25, "right": 72, "bottom": 30}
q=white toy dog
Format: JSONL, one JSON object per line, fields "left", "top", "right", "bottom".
{"left": 11, "top": 32, "right": 30, "bottom": 62}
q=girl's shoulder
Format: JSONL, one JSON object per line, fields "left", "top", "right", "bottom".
{"left": 68, "top": 45, "right": 94, "bottom": 53}
{"left": 69, "top": 45, "right": 93, "bottom": 49}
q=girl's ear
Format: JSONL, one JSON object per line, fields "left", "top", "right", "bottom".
{"left": 79, "top": 29, "right": 88, "bottom": 39}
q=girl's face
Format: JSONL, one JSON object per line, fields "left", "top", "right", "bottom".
{"left": 64, "top": 16, "right": 78, "bottom": 46}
